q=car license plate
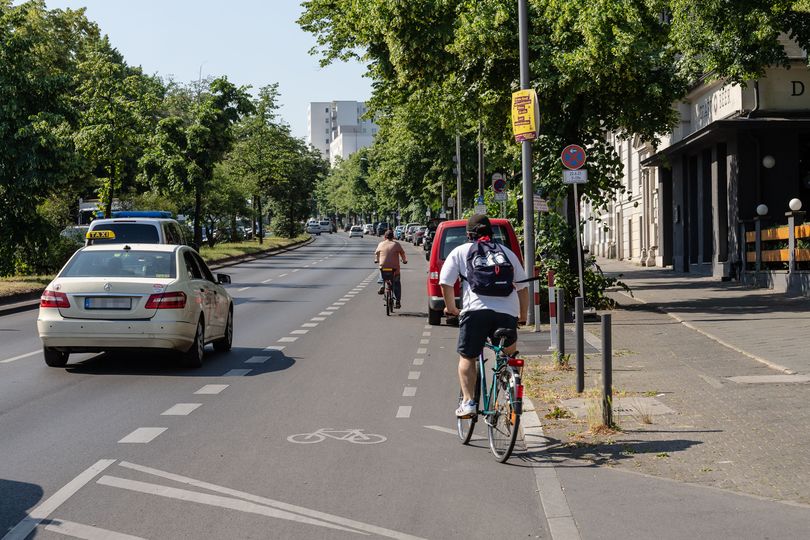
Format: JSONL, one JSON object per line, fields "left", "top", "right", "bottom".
{"left": 85, "top": 297, "right": 132, "bottom": 310}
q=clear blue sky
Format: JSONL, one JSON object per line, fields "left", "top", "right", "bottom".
{"left": 43, "top": 0, "right": 372, "bottom": 139}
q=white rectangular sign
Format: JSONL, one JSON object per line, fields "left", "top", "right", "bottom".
{"left": 533, "top": 196, "right": 548, "bottom": 212}
{"left": 494, "top": 191, "right": 507, "bottom": 201}
{"left": 562, "top": 169, "right": 587, "bottom": 184}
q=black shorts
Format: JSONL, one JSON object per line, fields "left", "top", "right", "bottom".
{"left": 457, "top": 309, "right": 518, "bottom": 358}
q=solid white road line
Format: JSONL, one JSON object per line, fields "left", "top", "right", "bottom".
{"left": 45, "top": 518, "right": 146, "bottom": 540}
{"left": 290, "top": 329, "right": 309, "bottom": 335}
{"left": 2, "top": 459, "right": 116, "bottom": 540}
{"left": 161, "top": 403, "right": 201, "bottom": 416}
{"left": 416, "top": 348, "right": 427, "bottom": 354}
{"left": 0, "top": 350, "right": 39, "bottom": 364}
{"left": 396, "top": 406, "right": 412, "bottom": 418}
{"left": 413, "top": 358, "right": 424, "bottom": 366}
{"left": 402, "top": 387, "right": 417, "bottom": 397}
{"left": 408, "top": 371, "right": 421, "bottom": 380}
{"left": 245, "top": 356, "right": 270, "bottom": 364}
{"left": 224, "top": 369, "right": 252, "bottom": 376}
{"left": 194, "top": 384, "right": 228, "bottom": 395}
{"left": 118, "top": 428, "right": 167, "bottom": 444}
{"left": 301, "top": 323, "right": 318, "bottom": 328}
{"left": 311, "top": 317, "right": 326, "bottom": 322}
{"left": 424, "top": 425, "right": 484, "bottom": 441}
{"left": 263, "top": 345, "right": 286, "bottom": 352}
{"left": 237, "top": 287, "right": 250, "bottom": 292}
{"left": 96, "top": 476, "right": 363, "bottom": 535}
{"left": 278, "top": 336, "right": 298, "bottom": 342}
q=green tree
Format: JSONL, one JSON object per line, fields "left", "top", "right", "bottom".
{"left": 141, "top": 77, "right": 253, "bottom": 247}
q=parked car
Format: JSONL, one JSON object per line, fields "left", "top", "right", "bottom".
{"left": 349, "top": 225, "right": 364, "bottom": 238}
{"left": 319, "top": 220, "right": 333, "bottom": 234}
{"left": 376, "top": 222, "right": 390, "bottom": 236}
{"left": 394, "top": 225, "right": 405, "bottom": 240}
{"left": 86, "top": 212, "right": 186, "bottom": 247}
{"left": 425, "top": 218, "right": 522, "bottom": 326}
{"left": 306, "top": 220, "right": 321, "bottom": 235}
{"left": 37, "top": 243, "right": 233, "bottom": 368}
{"left": 363, "top": 224, "right": 375, "bottom": 235}
{"left": 60, "top": 225, "right": 90, "bottom": 247}
{"left": 404, "top": 223, "right": 421, "bottom": 242}
{"left": 412, "top": 226, "right": 428, "bottom": 246}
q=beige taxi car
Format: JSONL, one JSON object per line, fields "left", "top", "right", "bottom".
{"left": 37, "top": 242, "right": 233, "bottom": 368}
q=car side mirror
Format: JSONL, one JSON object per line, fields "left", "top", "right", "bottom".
{"left": 217, "top": 273, "right": 231, "bottom": 284}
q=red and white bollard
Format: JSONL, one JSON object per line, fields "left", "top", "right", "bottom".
{"left": 548, "top": 270, "right": 558, "bottom": 350}
{"left": 533, "top": 266, "right": 542, "bottom": 333}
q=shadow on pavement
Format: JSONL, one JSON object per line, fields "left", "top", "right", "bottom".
{"left": 0, "top": 478, "right": 43, "bottom": 537}
{"left": 62, "top": 346, "right": 295, "bottom": 377}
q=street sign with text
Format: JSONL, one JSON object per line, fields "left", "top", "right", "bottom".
{"left": 562, "top": 169, "right": 588, "bottom": 184}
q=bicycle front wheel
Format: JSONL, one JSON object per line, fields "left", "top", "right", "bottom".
{"left": 487, "top": 368, "right": 520, "bottom": 462}
{"left": 456, "top": 370, "right": 481, "bottom": 444}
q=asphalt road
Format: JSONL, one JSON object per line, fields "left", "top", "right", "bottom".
{"left": 0, "top": 233, "right": 548, "bottom": 539}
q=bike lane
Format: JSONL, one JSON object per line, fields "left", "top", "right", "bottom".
{"left": 4, "top": 236, "right": 549, "bottom": 539}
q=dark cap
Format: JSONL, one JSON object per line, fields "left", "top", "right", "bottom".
{"left": 466, "top": 214, "right": 493, "bottom": 237}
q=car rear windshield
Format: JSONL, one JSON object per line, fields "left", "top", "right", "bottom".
{"left": 60, "top": 250, "right": 177, "bottom": 279}
{"left": 89, "top": 223, "right": 160, "bottom": 244}
{"left": 439, "top": 225, "right": 512, "bottom": 260}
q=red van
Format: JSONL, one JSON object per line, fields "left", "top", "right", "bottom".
{"left": 426, "top": 218, "right": 523, "bottom": 325}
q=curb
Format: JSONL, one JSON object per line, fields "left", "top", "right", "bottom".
{"left": 521, "top": 397, "right": 582, "bottom": 540}
{"left": 0, "top": 236, "right": 316, "bottom": 318}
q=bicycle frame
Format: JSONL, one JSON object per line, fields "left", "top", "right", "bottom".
{"left": 476, "top": 339, "right": 524, "bottom": 417}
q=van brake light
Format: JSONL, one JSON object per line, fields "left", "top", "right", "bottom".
{"left": 429, "top": 271, "right": 439, "bottom": 280}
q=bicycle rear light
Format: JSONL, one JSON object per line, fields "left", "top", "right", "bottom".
{"left": 507, "top": 357, "right": 524, "bottom": 367}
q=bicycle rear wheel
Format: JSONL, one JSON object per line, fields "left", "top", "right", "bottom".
{"left": 385, "top": 289, "right": 391, "bottom": 316}
{"left": 487, "top": 367, "right": 520, "bottom": 462}
{"left": 456, "top": 370, "right": 481, "bottom": 444}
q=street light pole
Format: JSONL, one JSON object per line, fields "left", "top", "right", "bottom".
{"left": 455, "top": 134, "right": 463, "bottom": 216}
{"left": 518, "top": 0, "right": 535, "bottom": 324}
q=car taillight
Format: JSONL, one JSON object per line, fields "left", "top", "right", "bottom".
{"left": 145, "top": 291, "right": 186, "bottom": 309}
{"left": 429, "top": 271, "right": 439, "bottom": 283}
{"left": 40, "top": 290, "right": 70, "bottom": 308}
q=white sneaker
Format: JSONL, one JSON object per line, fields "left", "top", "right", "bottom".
{"left": 456, "top": 400, "right": 477, "bottom": 417}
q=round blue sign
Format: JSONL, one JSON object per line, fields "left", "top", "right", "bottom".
{"left": 561, "top": 144, "right": 586, "bottom": 170}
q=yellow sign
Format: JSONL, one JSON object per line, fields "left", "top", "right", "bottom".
{"left": 511, "top": 89, "right": 539, "bottom": 142}
{"left": 86, "top": 230, "right": 116, "bottom": 240}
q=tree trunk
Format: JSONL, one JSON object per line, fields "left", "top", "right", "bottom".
{"left": 257, "top": 195, "right": 263, "bottom": 244}
{"left": 231, "top": 214, "right": 238, "bottom": 242}
{"left": 105, "top": 164, "right": 115, "bottom": 219}
{"left": 194, "top": 184, "right": 202, "bottom": 249}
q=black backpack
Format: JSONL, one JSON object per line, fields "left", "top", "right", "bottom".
{"left": 462, "top": 240, "right": 515, "bottom": 297}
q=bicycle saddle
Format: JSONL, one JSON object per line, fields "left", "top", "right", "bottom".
{"left": 493, "top": 328, "right": 517, "bottom": 342}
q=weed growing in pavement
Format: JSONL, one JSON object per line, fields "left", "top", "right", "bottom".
{"left": 642, "top": 390, "right": 658, "bottom": 397}
{"left": 628, "top": 397, "right": 654, "bottom": 425}
{"left": 656, "top": 452, "right": 670, "bottom": 458}
{"left": 545, "top": 406, "right": 572, "bottom": 420}
{"left": 552, "top": 351, "right": 572, "bottom": 370}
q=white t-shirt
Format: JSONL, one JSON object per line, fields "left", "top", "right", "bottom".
{"left": 439, "top": 241, "right": 528, "bottom": 317}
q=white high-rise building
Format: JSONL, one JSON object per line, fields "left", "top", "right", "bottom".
{"left": 307, "top": 101, "right": 378, "bottom": 166}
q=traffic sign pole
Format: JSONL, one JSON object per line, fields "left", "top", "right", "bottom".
{"left": 518, "top": 0, "right": 535, "bottom": 325}
{"left": 573, "top": 183, "right": 585, "bottom": 302}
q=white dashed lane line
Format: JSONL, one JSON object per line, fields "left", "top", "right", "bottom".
{"left": 237, "top": 287, "right": 250, "bottom": 292}
{"left": 419, "top": 339, "right": 429, "bottom": 344}
{"left": 396, "top": 406, "right": 412, "bottom": 419}
{"left": 422, "top": 332, "right": 431, "bottom": 337}
{"left": 245, "top": 356, "right": 270, "bottom": 364}
{"left": 326, "top": 307, "right": 339, "bottom": 311}
{"left": 402, "top": 387, "right": 417, "bottom": 397}
{"left": 0, "top": 350, "right": 39, "bottom": 364}
{"left": 290, "top": 329, "right": 309, "bottom": 335}
{"left": 413, "top": 358, "right": 424, "bottom": 365}
{"left": 318, "top": 312, "right": 334, "bottom": 316}
{"left": 408, "top": 371, "right": 421, "bottom": 380}
{"left": 194, "top": 384, "right": 229, "bottom": 395}
{"left": 161, "top": 403, "right": 202, "bottom": 416}
{"left": 278, "top": 336, "right": 298, "bottom": 343}
{"left": 311, "top": 317, "right": 326, "bottom": 322}
{"left": 261, "top": 278, "right": 273, "bottom": 284}
{"left": 119, "top": 428, "right": 167, "bottom": 444}
{"left": 278, "top": 273, "right": 288, "bottom": 277}
{"left": 416, "top": 348, "right": 427, "bottom": 354}
{"left": 224, "top": 369, "right": 252, "bottom": 376}
{"left": 301, "top": 323, "right": 318, "bottom": 328}
{"left": 263, "top": 345, "right": 285, "bottom": 352}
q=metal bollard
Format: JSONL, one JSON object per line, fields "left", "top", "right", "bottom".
{"left": 575, "top": 297, "right": 584, "bottom": 393}
{"left": 602, "top": 314, "right": 613, "bottom": 427}
{"left": 534, "top": 266, "right": 542, "bottom": 333}
{"left": 557, "top": 287, "right": 565, "bottom": 359}
{"left": 548, "top": 270, "right": 557, "bottom": 350}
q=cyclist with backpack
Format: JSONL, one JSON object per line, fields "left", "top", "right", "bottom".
{"left": 439, "top": 214, "right": 529, "bottom": 417}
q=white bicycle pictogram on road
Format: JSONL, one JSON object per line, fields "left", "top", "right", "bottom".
{"left": 287, "top": 428, "right": 387, "bottom": 444}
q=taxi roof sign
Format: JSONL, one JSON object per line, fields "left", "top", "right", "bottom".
{"left": 86, "top": 230, "right": 116, "bottom": 240}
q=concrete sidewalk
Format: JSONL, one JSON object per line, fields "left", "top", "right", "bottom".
{"left": 524, "top": 258, "right": 810, "bottom": 538}
{"left": 597, "top": 258, "right": 810, "bottom": 375}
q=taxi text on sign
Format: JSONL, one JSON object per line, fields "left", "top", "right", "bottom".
{"left": 511, "top": 89, "right": 539, "bottom": 142}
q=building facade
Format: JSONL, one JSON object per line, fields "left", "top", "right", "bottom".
{"left": 587, "top": 43, "right": 810, "bottom": 283}
{"left": 306, "top": 100, "right": 378, "bottom": 165}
